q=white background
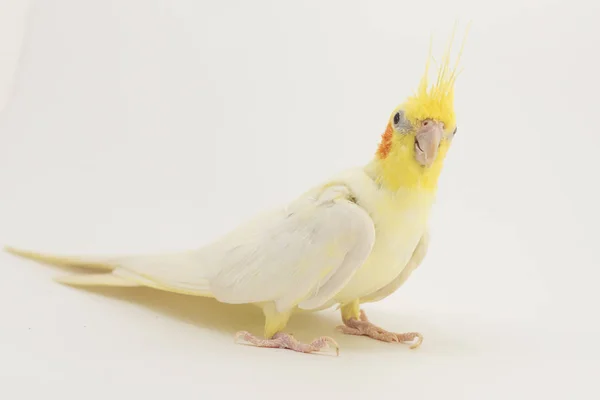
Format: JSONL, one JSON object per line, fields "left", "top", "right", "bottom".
{"left": 1, "top": 0, "right": 599, "bottom": 399}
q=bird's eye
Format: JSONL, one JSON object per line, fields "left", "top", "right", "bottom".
{"left": 392, "top": 110, "right": 410, "bottom": 132}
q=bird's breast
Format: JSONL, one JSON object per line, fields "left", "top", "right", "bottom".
{"left": 334, "top": 188, "right": 435, "bottom": 303}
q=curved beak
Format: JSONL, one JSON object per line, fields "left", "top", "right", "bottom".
{"left": 414, "top": 120, "right": 444, "bottom": 167}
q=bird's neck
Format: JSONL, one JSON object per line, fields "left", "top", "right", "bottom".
{"left": 364, "top": 156, "right": 444, "bottom": 193}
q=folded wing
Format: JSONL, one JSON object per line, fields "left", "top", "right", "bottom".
{"left": 199, "top": 184, "right": 376, "bottom": 312}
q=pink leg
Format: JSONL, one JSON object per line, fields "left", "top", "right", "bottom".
{"left": 337, "top": 310, "right": 423, "bottom": 349}
{"left": 234, "top": 331, "right": 339, "bottom": 355}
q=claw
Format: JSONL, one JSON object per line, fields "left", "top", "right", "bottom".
{"left": 399, "top": 332, "right": 424, "bottom": 349}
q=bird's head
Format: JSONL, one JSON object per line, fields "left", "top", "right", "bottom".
{"left": 372, "top": 32, "right": 466, "bottom": 192}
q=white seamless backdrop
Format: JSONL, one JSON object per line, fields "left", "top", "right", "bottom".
{"left": 0, "top": 1, "right": 598, "bottom": 399}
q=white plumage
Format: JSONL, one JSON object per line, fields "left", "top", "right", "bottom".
{"left": 6, "top": 166, "right": 434, "bottom": 352}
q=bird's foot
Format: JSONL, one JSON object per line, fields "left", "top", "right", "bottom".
{"left": 337, "top": 309, "right": 423, "bottom": 349}
{"left": 234, "top": 331, "right": 339, "bottom": 356}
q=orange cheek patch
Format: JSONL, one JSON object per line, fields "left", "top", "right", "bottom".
{"left": 376, "top": 123, "right": 393, "bottom": 159}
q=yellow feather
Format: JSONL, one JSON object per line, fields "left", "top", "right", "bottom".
{"left": 373, "top": 25, "right": 469, "bottom": 192}
{"left": 340, "top": 299, "right": 361, "bottom": 321}
{"left": 403, "top": 23, "right": 469, "bottom": 131}
{"left": 262, "top": 303, "right": 292, "bottom": 338}
{"left": 374, "top": 134, "right": 450, "bottom": 191}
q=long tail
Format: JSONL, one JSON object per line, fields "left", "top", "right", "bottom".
{"left": 4, "top": 245, "right": 214, "bottom": 297}
{"left": 4, "top": 246, "right": 118, "bottom": 271}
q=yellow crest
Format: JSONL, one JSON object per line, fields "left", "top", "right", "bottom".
{"left": 402, "top": 24, "right": 470, "bottom": 131}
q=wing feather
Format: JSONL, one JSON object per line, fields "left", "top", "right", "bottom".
{"left": 204, "top": 184, "right": 376, "bottom": 311}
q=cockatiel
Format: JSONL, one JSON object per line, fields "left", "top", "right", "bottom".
{"left": 5, "top": 31, "right": 467, "bottom": 355}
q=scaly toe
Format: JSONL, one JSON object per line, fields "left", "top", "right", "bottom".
{"left": 234, "top": 330, "right": 284, "bottom": 348}
{"left": 235, "top": 331, "right": 340, "bottom": 355}
{"left": 234, "top": 331, "right": 253, "bottom": 344}
{"left": 336, "top": 325, "right": 360, "bottom": 335}
{"left": 359, "top": 309, "right": 370, "bottom": 322}
{"left": 311, "top": 336, "right": 340, "bottom": 356}
{"left": 370, "top": 329, "right": 400, "bottom": 343}
{"left": 397, "top": 332, "right": 424, "bottom": 349}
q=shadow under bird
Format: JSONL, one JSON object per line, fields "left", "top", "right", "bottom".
{"left": 6, "top": 29, "right": 468, "bottom": 355}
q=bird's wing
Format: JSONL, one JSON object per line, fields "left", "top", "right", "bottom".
{"left": 190, "top": 183, "right": 376, "bottom": 312}
{"left": 6, "top": 183, "right": 376, "bottom": 312}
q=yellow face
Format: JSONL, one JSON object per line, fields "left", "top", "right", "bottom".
{"left": 376, "top": 108, "right": 457, "bottom": 191}
{"left": 374, "top": 32, "right": 465, "bottom": 192}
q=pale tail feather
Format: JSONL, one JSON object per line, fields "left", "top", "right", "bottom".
{"left": 4, "top": 246, "right": 117, "bottom": 270}
{"left": 5, "top": 245, "right": 214, "bottom": 297}
{"left": 55, "top": 273, "right": 140, "bottom": 287}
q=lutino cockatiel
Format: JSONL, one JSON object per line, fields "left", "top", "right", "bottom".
{"left": 5, "top": 30, "right": 467, "bottom": 355}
